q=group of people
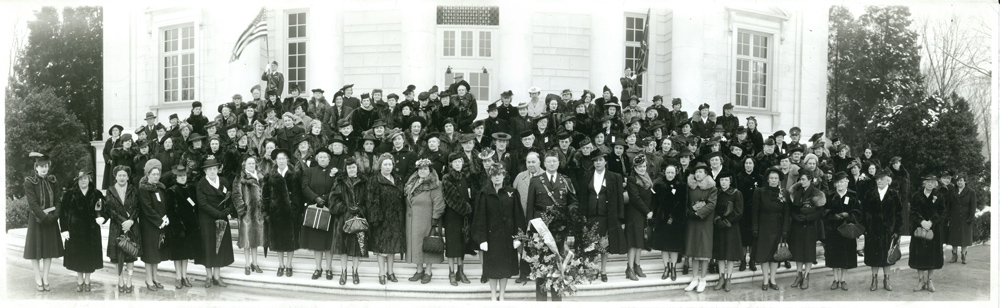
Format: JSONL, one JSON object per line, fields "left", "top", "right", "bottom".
{"left": 21, "top": 64, "right": 979, "bottom": 301}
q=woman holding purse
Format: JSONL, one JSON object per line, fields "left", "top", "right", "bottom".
{"left": 825, "top": 172, "right": 861, "bottom": 290}
{"left": 472, "top": 163, "right": 525, "bottom": 301}
{"left": 404, "top": 158, "right": 447, "bottom": 284}
{"left": 138, "top": 159, "right": 171, "bottom": 291}
{"left": 683, "top": 163, "right": 718, "bottom": 293}
{"left": 105, "top": 165, "right": 141, "bottom": 293}
{"left": 59, "top": 170, "right": 104, "bottom": 292}
{"left": 233, "top": 156, "right": 267, "bottom": 275}
{"left": 196, "top": 158, "right": 236, "bottom": 288}
{"left": 335, "top": 158, "right": 367, "bottom": 285}
{"left": 711, "top": 171, "right": 743, "bottom": 292}
{"left": 862, "top": 170, "right": 902, "bottom": 292}
{"left": 909, "top": 174, "right": 946, "bottom": 292}
{"left": 752, "top": 167, "right": 791, "bottom": 291}
{"left": 300, "top": 148, "right": 339, "bottom": 281}
{"left": 786, "top": 172, "right": 826, "bottom": 290}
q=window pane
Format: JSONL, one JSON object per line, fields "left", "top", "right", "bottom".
{"left": 461, "top": 31, "right": 472, "bottom": 56}
{"left": 289, "top": 26, "right": 297, "bottom": 38}
{"left": 298, "top": 55, "right": 306, "bottom": 67}
{"left": 289, "top": 13, "right": 297, "bottom": 25}
{"left": 479, "top": 31, "right": 491, "bottom": 57}
{"left": 298, "top": 13, "right": 306, "bottom": 24}
{"left": 298, "top": 25, "right": 306, "bottom": 37}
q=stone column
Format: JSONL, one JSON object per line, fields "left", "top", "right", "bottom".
{"left": 310, "top": 3, "right": 343, "bottom": 91}
{"left": 589, "top": 5, "right": 625, "bottom": 94}
{"left": 400, "top": 4, "right": 436, "bottom": 89}
{"left": 498, "top": 3, "right": 533, "bottom": 97}
{"left": 670, "top": 6, "right": 704, "bottom": 111}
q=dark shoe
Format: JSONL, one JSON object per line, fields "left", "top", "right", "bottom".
{"left": 205, "top": 279, "right": 213, "bottom": 288}
{"left": 769, "top": 282, "right": 779, "bottom": 290}
{"left": 800, "top": 273, "right": 809, "bottom": 289}
{"left": 449, "top": 270, "right": 458, "bottom": 286}
{"left": 713, "top": 276, "right": 725, "bottom": 291}
{"left": 739, "top": 260, "right": 747, "bottom": 271}
{"left": 661, "top": 269, "right": 669, "bottom": 280}
{"left": 457, "top": 265, "right": 471, "bottom": 284}
{"left": 379, "top": 275, "right": 387, "bottom": 285}
{"left": 146, "top": 282, "right": 158, "bottom": 291}
{"left": 77, "top": 283, "right": 84, "bottom": 292}
{"left": 882, "top": 275, "right": 892, "bottom": 291}
{"left": 215, "top": 278, "right": 228, "bottom": 288}
{"left": 625, "top": 268, "right": 637, "bottom": 281}
{"left": 340, "top": 270, "right": 348, "bottom": 286}
{"left": 830, "top": 280, "right": 840, "bottom": 290}
{"left": 670, "top": 265, "right": 677, "bottom": 281}
{"left": 388, "top": 273, "right": 398, "bottom": 282}
{"left": 245, "top": 266, "right": 251, "bottom": 275}
{"left": 682, "top": 263, "right": 689, "bottom": 275}
{"left": 252, "top": 263, "right": 263, "bottom": 274}
{"left": 950, "top": 251, "right": 958, "bottom": 263}
{"left": 311, "top": 270, "right": 322, "bottom": 280}
{"left": 176, "top": 278, "right": 184, "bottom": 289}
{"left": 515, "top": 276, "right": 528, "bottom": 284}
{"left": 85, "top": 283, "right": 92, "bottom": 292}
{"left": 352, "top": 269, "right": 360, "bottom": 285}
{"left": 480, "top": 275, "right": 488, "bottom": 284}
{"left": 153, "top": 281, "right": 164, "bottom": 289}
{"left": 277, "top": 267, "right": 285, "bottom": 277}
{"left": 117, "top": 284, "right": 124, "bottom": 293}
{"left": 408, "top": 271, "right": 425, "bottom": 282}
{"left": 926, "top": 279, "right": 935, "bottom": 292}
{"left": 790, "top": 272, "right": 802, "bottom": 288}
{"left": 127, "top": 285, "right": 134, "bottom": 293}
{"left": 286, "top": 267, "right": 294, "bottom": 277}
{"left": 962, "top": 251, "right": 968, "bottom": 264}
{"left": 601, "top": 273, "right": 608, "bottom": 282}
{"left": 326, "top": 270, "right": 334, "bottom": 280}
{"left": 762, "top": 282, "right": 769, "bottom": 291}
{"left": 183, "top": 278, "right": 194, "bottom": 287}
{"left": 869, "top": 275, "right": 878, "bottom": 291}
{"left": 841, "top": 281, "right": 849, "bottom": 291}
{"left": 421, "top": 273, "right": 432, "bottom": 284}
{"left": 749, "top": 262, "right": 757, "bottom": 272}
{"left": 724, "top": 277, "right": 732, "bottom": 292}
{"left": 633, "top": 263, "right": 646, "bottom": 278}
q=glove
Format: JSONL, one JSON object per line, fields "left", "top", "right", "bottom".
{"left": 122, "top": 219, "right": 134, "bottom": 231}
{"left": 61, "top": 231, "right": 69, "bottom": 241}
{"left": 433, "top": 218, "right": 441, "bottom": 227}
{"left": 479, "top": 242, "right": 489, "bottom": 251}
{"left": 513, "top": 240, "right": 521, "bottom": 249}
{"left": 315, "top": 197, "right": 326, "bottom": 207}
{"left": 722, "top": 220, "right": 731, "bottom": 228}
{"left": 920, "top": 220, "right": 932, "bottom": 229}
{"left": 646, "top": 212, "right": 653, "bottom": 220}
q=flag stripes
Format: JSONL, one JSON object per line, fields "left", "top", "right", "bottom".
{"left": 230, "top": 8, "right": 268, "bottom": 62}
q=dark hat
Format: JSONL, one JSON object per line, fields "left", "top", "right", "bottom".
{"left": 266, "top": 90, "right": 277, "bottom": 97}
{"left": 735, "top": 126, "right": 747, "bottom": 134}
{"left": 188, "top": 133, "right": 206, "bottom": 142}
{"left": 612, "top": 138, "right": 627, "bottom": 147}
{"left": 517, "top": 102, "right": 529, "bottom": 109}
{"left": 627, "top": 117, "right": 641, "bottom": 126}
{"left": 144, "top": 111, "right": 156, "bottom": 119}
{"left": 487, "top": 104, "right": 498, "bottom": 112}
{"left": 874, "top": 170, "right": 892, "bottom": 179}
{"left": 830, "top": 137, "right": 840, "bottom": 143}
{"left": 706, "top": 136, "right": 723, "bottom": 146}
{"left": 491, "top": 132, "right": 512, "bottom": 141}
{"left": 704, "top": 151, "right": 724, "bottom": 162}
{"left": 652, "top": 95, "right": 663, "bottom": 102}
{"left": 602, "top": 85, "right": 612, "bottom": 93}
{"left": 776, "top": 153, "right": 790, "bottom": 162}
{"left": 372, "top": 88, "right": 383, "bottom": 94}
{"left": 424, "top": 132, "right": 441, "bottom": 141}
{"left": 789, "top": 126, "right": 801, "bottom": 134}
{"left": 289, "top": 84, "right": 301, "bottom": 92}
{"left": 28, "top": 151, "right": 50, "bottom": 165}
{"left": 440, "top": 91, "right": 453, "bottom": 99}
{"left": 693, "top": 162, "right": 711, "bottom": 174}
{"left": 447, "top": 152, "right": 464, "bottom": 163}
{"left": 361, "top": 93, "right": 371, "bottom": 100}
{"left": 428, "top": 85, "right": 439, "bottom": 93}
{"left": 201, "top": 158, "right": 221, "bottom": 169}
{"left": 192, "top": 101, "right": 203, "bottom": 108}
{"left": 677, "top": 148, "right": 695, "bottom": 158}
{"left": 716, "top": 170, "right": 733, "bottom": 180}
{"left": 561, "top": 89, "right": 573, "bottom": 95}
{"left": 458, "top": 133, "right": 476, "bottom": 143}
{"left": 808, "top": 132, "right": 825, "bottom": 143}
{"left": 633, "top": 154, "right": 647, "bottom": 166}
{"left": 340, "top": 84, "right": 354, "bottom": 91}
{"left": 471, "top": 119, "right": 485, "bottom": 128}
{"left": 714, "top": 125, "right": 726, "bottom": 132}
{"left": 940, "top": 170, "right": 953, "bottom": 179}
{"left": 403, "top": 85, "right": 416, "bottom": 95}
{"left": 441, "top": 118, "right": 456, "bottom": 128}
{"left": 456, "top": 80, "right": 471, "bottom": 91}
{"left": 314, "top": 147, "right": 334, "bottom": 160}
{"left": 204, "top": 121, "right": 218, "bottom": 129}
{"left": 604, "top": 101, "right": 621, "bottom": 109}
{"left": 338, "top": 118, "right": 352, "bottom": 128}
{"left": 134, "top": 138, "right": 149, "bottom": 148}
{"left": 772, "top": 130, "right": 787, "bottom": 138}
{"left": 763, "top": 137, "right": 775, "bottom": 146}
{"left": 588, "top": 149, "right": 607, "bottom": 161}
{"left": 361, "top": 131, "right": 380, "bottom": 142}
{"left": 671, "top": 98, "right": 683, "bottom": 105}
{"left": 418, "top": 92, "right": 430, "bottom": 100}
{"left": 921, "top": 174, "right": 938, "bottom": 181}
{"left": 562, "top": 116, "right": 576, "bottom": 124}
{"left": 501, "top": 90, "right": 513, "bottom": 98}
{"left": 387, "top": 93, "right": 399, "bottom": 100}
{"left": 108, "top": 124, "right": 124, "bottom": 135}
{"left": 723, "top": 103, "right": 734, "bottom": 110}
{"left": 889, "top": 156, "right": 902, "bottom": 164}
{"left": 628, "top": 95, "right": 640, "bottom": 102}
{"left": 171, "top": 164, "right": 188, "bottom": 177}
{"left": 577, "top": 136, "right": 592, "bottom": 148}
{"left": 832, "top": 171, "right": 849, "bottom": 183}
{"left": 789, "top": 146, "right": 805, "bottom": 154}
{"left": 836, "top": 143, "right": 848, "bottom": 152}
{"left": 730, "top": 142, "right": 745, "bottom": 152}
{"left": 698, "top": 103, "right": 710, "bottom": 110}
{"left": 519, "top": 130, "right": 534, "bottom": 139}
{"left": 636, "top": 137, "right": 650, "bottom": 147}
{"left": 329, "top": 135, "right": 346, "bottom": 146}
{"left": 311, "top": 88, "right": 325, "bottom": 94}
{"left": 169, "top": 113, "right": 179, "bottom": 120}
{"left": 371, "top": 119, "right": 387, "bottom": 128}
{"left": 556, "top": 130, "right": 571, "bottom": 140}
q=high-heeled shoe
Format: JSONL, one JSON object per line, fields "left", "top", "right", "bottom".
{"left": 449, "top": 269, "right": 458, "bottom": 286}
{"left": 633, "top": 263, "right": 646, "bottom": 278}
{"left": 926, "top": 279, "right": 935, "bottom": 292}
{"left": 176, "top": 278, "right": 184, "bottom": 289}
{"left": 205, "top": 279, "right": 213, "bottom": 288}
{"left": 840, "top": 280, "right": 848, "bottom": 291}
{"left": 961, "top": 251, "right": 968, "bottom": 264}
{"left": 214, "top": 278, "right": 228, "bottom": 288}
{"left": 739, "top": 259, "right": 747, "bottom": 271}
{"left": 882, "top": 274, "right": 892, "bottom": 291}
{"left": 830, "top": 280, "right": 840, "bottom": 290}
{"left": 869, "top": 274, "right": 878, "bottom": 291}
{"left": 118, "top": 284, "right": 124, "bottom": 293}
{"left": 684, "top": 277, "right": 698, "bottom": 292}
{"left": 85, "top": 283, "right": 92, "bottom": 292}
{"left": 661, "top": 268, "right": 669, "bottom": 280}
{"left": 183, "top": 278, "right": 193, "bottom": 287}
{"left": 326, "top": 270, "right": 334, "bottom": 280}
{"left": 670, "top": 265, "right": 677, "bottom": 281}
{"left": 286, "top": 267, "right": 294, "bottom": 277}
{"left": 252, "top": 263, "right": 263, "bottom": 274}
{"left": 126, "top": 285, "right": 134, "bottom": 293}
{"left": 421, "top": 273, "right": 433, "bottom": 284}
{"left": 723, "top": 275, "right": 732, "bottom": 292}
{"left": 600, "top": 272, "right": 608, "bottom": 282}
{"left": 625, "top": 268, "right": 638, "bottom": 281}
{"left": 408, "top": 271, "right": 425, "bottom": 282}
{"left": 153, "top": 281, "right": 164, "bottom": 289}
{"left": 388, "top": 273, "right": 398, "bottom": 282}
{"left": 713, "top": 275, "right": 725, "bottom": 291}
{"left": 340, "top": 269, "right": 348, "bottom": 285}
{"left": 790, "top": 271, "right": 803, "bottom": 288}
{"left": 769, "top": 281, "right": 779, "bottom": 290}
{"left": 352, "top": 269, "right": 360, "bottom": 285}
{"left": 379, "top": 274, "right": 387, "bottom": 285}
{"left": 277, "top": 267, "right": 285, "bottom": 277}
{"left": 37, "top": 283, "right": 45, "bottom": 292}
{"left": 76, "top": 283, "right": 84, "bottom": 292}
{"left": 43, "top": 284, "right": 51, "bottom": 292}
{"left": 950, "top": 251, "right": 959, "bottom": 263}
{"left": 146, "top": 282, "right": 159, "bottom": 291}
{"left": 311, "top": 270, "right": 322, "bottom": 280}
{"left": 457, "top": 265, "right": 471, "bottom": 284}
{"left": 800, "top": 273, "right": 810, "bottom": 289}
{"left": 913, "top": 276, "right": 925, "bottom": 292}
{"left": 761, "top": 282, "right": 769, "bottom": 291}
{"left": 245, "top": 266, "right": 251, "bottom": 275}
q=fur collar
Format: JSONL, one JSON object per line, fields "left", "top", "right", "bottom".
{"left": 238, "top": 170, "right": 262, "bottom": 184}
{"left": 139, "top": 176, "right": 166, "bottom": 191}
{"left": 691, "top": 110, "right": 717, "bottom": 123}
{"left": 24, "top": 174, "right": 57, "bottom": 185}
{"left": 687, "top": 174, "right": 716, "bottom": 190}
{"left": 405, "top": 171, "right": 440, "bottom": 196}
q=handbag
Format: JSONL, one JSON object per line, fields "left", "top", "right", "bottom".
{"left": 302, "top": 205, "right": 332, "bottom": 231}
{"left": 772, "top": 242, "right": 792, "bottom": 262}
{"left": 343, "top": 214, "right": 369, "bottom": 234}
{"left": 422, "top": 226, "right": 445, "bottom": 254}
{"left": 117, "top": 234, "right": 139, "bottom": 258}
{"left": 837, "top": 218, "right": 866, "bottom": 239}
{"left": 887, "top": 235, "right": 902, "bottom": 264}
{"left": 913, "top": 227, "right": 934, "bottom": 240}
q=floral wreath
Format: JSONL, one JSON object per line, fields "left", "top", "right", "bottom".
{"left": 515, "top": 209, "right": 607, "bottom": 297}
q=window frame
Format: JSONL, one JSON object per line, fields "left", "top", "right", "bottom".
{"left": 730, "top": 27, "right": 777, "bottom": 111}
{"left": 158, "top": 23, "right": 197, "bottom": 106}
{"left": 443, "top": 69, "right": 491, "bottom": 101}
{"left": 285, "top": 9, "right": 309, "bottom": 95}
{"left": 623, "top": 13, "right": 646, "bottom": 99}
{"left": 438, "top": 27, "right": 496, "bottom": 59}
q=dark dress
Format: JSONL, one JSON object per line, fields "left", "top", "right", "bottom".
{"left": 751, "top": 185, "right": 791, "bottom": 263}
{"left": 712, "top": 187, "right": 744, "bottom": 261}
{"left": 104, "top": 183, "right": 141, "bottom": 264}
{"left": 625, "top": 174, "right": 654, "bottom": 249}
{"left": 262, "top": 168, "right": 302, "bottom": 252}
{"left": 166, "top": 181, "right": 202, "bottom": 261}
{"left": 580, "top": 170, "right": 627, "bottom": 254}
{"left": 888, "top": 166, "right": 911, "bottom": 235}
{"left": 472, "top": 185, "right": 526, "bottom": 279}
{"left": 824, "top": 190, "right": 861, "bottom": 269}
{"left": 299, "top": 164, "right": 337, "bottom": 251}
{"left": 862, "top": 188, "right": 902, "bottom": 267}
{"left": 138, "top": 178, "right": 170, "bottom": 264}
{"left": 196, "top": 176, "right": 236, "bottom": 267}
{"left": 735, "top": 169, "right": 761, "bottom": 246}
{"left": 908, "top": 190, "right": 945, "bottom": 270}
{"left": 59, "top": 186, "right": 104, "bottom": 273}
{"left": 103, "top": 136, "right": 123, "bottom": 189}
{"left": 442, "top": 171, "right": 474, "bottom": 258}
{"left": 945, "top": 187, "right": 977, "bottom": 246}
{"left": 23, "top": 174, "right": 64, "bottom": 260}
{"left": 367, "top": 174, "right": 407, "bottom": 254}
{"left": 787, "top": 183, "right": 825, "bottom": 263}
{"left": 650, "top": 176, "right": 686, "bottom": 252}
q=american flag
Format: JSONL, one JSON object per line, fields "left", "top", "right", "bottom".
{"left": 229, "top": 8, "right": 268, "bottom": 62}
{"left": 635, "top": 9, "right": 650, "bottom": 76}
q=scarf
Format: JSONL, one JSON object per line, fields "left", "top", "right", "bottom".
{"left": 634, "top": 171, "right": 653, "bottom": 190}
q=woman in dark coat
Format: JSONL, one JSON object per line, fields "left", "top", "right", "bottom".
{"left": 262, "top": 148, "right": 301, "bottom": 277}
{"left": 60, "top": 170, "right": 104, "bottom": 292}
{"left": 745, "top": 117, "right": 764, "bottom": 154}
{"left": 786, "top": 172, "right": 826, "bottom": 290}
{"left": 472, "top": 163, "right": 525, "bottom": 301}
{"left": 625, "top": 155, "right": 654, "bottom": 280}
{"left": 23, "top": 152, "right": 63, "bottom": 292}
{"left": 909, "top": 175, "right": 946, "bottom": 292}
{"left": 154, "top": 137, "right": 181, "bottom": 176}
{"left": 862, "top": 171, "right": 902, "bottom": 291}
{"left": 752, "top": 168, "right": 791, "bottom": 291}
{"left": 825, "top": 172, "right": 861, "bottom": 291}
{"left": 324, "top": 155, "right": 355, "bottom": 283}
{"left": 111, "top": 134, "right": 138, "bottom": 181}
{"left": 683, "top": 164, "right": 718, "bottom": 293}
{"left": 734, "top": 156, "right": 761, "bottom": 271}
{"left": 368, "top": 153, "right": 408, "bottom": 285}
{"left": 946, "top": 174, "right": 977, "bottom": 264}
{"left": 651, "top": 164, "right": 687, "bottom": 281}
{"left": 196, "top": 158, "right": 237, "bottom": 288}
{"left": 887, "top": 156, "right": 911, "bottom": 235}
{"left": 334, "top": 158, "right": 368, "bottom": 285}
{"left": 104, "top": 165, "right": 141, "bottom": 293}
{"left": 711, "top": 171, "right": 743, "bottom": 292}
{"left": 165, "top": 164, "right": 200, "bottom": 289}
{"left": 233, "top": 156, "right": 267, "bottom": 276}
{"left": 137, "top": 159, "right": 171, "bottom": 291}
{"left": 300, "top": 148, "right": 339, "bottom": 280}
{"left": 103, "top": 124, "right": 125, "bottom": 189}
{"left": 441, "top": 153, "right": 474, "bottom": 286}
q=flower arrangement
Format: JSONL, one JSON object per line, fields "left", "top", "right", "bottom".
{"left": 516, "top": 211, "right": 607, "bottom": 297}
